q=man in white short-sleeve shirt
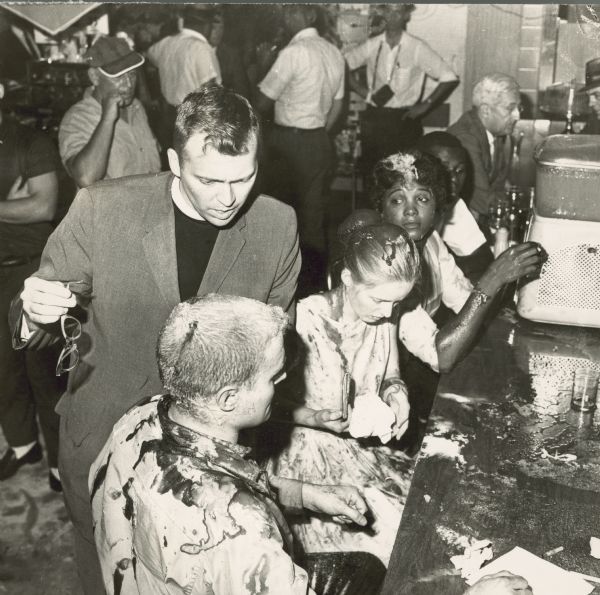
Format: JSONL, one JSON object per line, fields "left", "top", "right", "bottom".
{"left": 147, "top": 8, "right": 221, "bottom": 108}
{"left": 147, "top": 6, "right": 221, "bottom": 147}
{"left": 256, "top": 5, "right": 345, "bottom": 295}
{"left": 345, "top": 4, "right": 458, "bottom": 175}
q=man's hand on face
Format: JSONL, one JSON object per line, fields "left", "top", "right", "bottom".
{"left": 463, "top": 571, "right": 532, "bottom": 595}
{"left": 301, "top": 483, "right": 368, "bottom": 527}
{"left": 100, "top": 92, "right": 122, "bottom": 124}
{"left": 21, "top": 277, "right": 77, "bottom": 325}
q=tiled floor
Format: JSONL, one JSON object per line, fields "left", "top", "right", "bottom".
{"left": 0, "top": 431, "right": 79, "bottom": 595}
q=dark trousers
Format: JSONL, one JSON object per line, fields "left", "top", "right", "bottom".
{"left": 0, "top": 260, "right": 64, "bottom": 467}
{"left": 58, "top": 415, "right": 106, "bottom": 594}
{"left": 359, "top": 106, "right": 424, "bottom": 186}
{"left": 262, "top": 124, "right": 333, "bottom": 296}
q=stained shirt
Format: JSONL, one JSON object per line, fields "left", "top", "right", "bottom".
{"left": 344, "top": 32, "right": 457, "bottom": 109}
{"left": 89, "top": 394, "right": 314, "bottom": 595}
{"left": 259, "top": 28, "right": 345, "bottom": 129}
{"left": 59, "top": 92, "right": 161, "bottom": 182}
{"left": 148, "top": 29, "right": 221, "bottom": 106}
{"left": 422, "top": 229, "right": 473, "bottom": 316}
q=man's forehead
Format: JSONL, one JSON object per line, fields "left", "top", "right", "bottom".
{"left": 183, "top": 132, "right": 257, "bottom": 160}
{"left": 498, "top": 91, "right": 519, "bottom": 107}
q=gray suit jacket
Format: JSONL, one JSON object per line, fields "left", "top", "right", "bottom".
{"left": 12, "top": 172, "right": 300, "bottom": 451}
{"left": 447, "top": 109, "right": 510, "bottom": 216}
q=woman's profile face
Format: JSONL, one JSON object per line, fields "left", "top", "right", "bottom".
{"left": 344, "top": 275, "right": 414, "bottom": 324}
{"left": 381, "top": 182, "right": 437, "bottom": 242}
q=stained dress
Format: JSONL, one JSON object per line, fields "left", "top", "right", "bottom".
{"left": 269, "top": 290, "right": 418, "bottom": 565}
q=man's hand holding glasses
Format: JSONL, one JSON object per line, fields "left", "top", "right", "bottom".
{"left": 20, "top": 277, "right": 85, "bottom": 375}
{"left": 21, "top": 277, "right": 79, "bottom": 325}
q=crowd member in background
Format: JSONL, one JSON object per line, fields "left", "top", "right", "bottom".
{"left": 447, "top": 73, "right": 521, "bottom": 229}
{"left": 91, "top": 295, "right": 381, "bottom": 595}
{"left": 256, "top": 4, "right": 345, "bottom": 296}
{"left": 209, "top": 10, "right": 251, "bottom": 99}
{"left": 0, "top": 82, "right": 65, "bottom": 492}
{"left": 11, "top": 85, "right": 300, "bottom": 595}
{"left": 416, "top": 131, "right": 493, "bottom": 283}
{"left": 345, "top": 4, "right": 459, "bottom": 178}
{"left": 581, "top": 57, "right": 600, "bottom": 134}
{"left": 59, "top": 36, "right": 161, "bottom": 188}
{"left": 148, "top": 5, "right": 221, "bottom": 140}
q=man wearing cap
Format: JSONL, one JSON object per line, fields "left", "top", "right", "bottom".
{"left": 582, "top": 57, "right": 600, "bottom": 134}
{"left": 59, "top": 36, "right": 161, "bottom": 188}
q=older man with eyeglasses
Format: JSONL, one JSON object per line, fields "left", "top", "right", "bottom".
{"left": 447, "top": 73, "right": 522, "bottom": 228}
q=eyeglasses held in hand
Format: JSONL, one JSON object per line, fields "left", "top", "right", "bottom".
{"left": 56, "top": 314, "right": 82, "bottom": 376}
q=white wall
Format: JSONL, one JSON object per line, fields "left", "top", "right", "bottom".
{"left": 408, "top": 4, "right": 468, "bottom": 125}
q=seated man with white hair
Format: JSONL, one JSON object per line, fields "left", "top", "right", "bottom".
{"left": 89, "top": 294, "right": 379, "bottom": 595}
{"left": 447, "top": 72, "right": 521, "bottom": 227}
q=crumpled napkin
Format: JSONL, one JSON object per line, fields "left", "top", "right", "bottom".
{"left": 349, "top": 393, "right": 396, "bottom": 443}
{"left": 450, "top": 538, "right": 493, "bottom": 581}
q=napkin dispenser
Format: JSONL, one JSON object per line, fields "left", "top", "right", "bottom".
{"left": 517, "top": 135, "right": 600, "bottom": 327}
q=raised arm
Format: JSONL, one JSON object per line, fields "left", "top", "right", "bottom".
{"left": 436, "top": 242, "right": 544, "bottom": 372}
{"left": 63, "top": 94, "right": 121, "bottom": 188}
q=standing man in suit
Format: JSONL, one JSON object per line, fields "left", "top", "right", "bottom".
{"left": 447, "top": 73, "right": 521, "bottom": 228}
{"left": 11, "top": 84, "right": 300, "bottom": 595}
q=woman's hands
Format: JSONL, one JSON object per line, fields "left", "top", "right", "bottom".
{"left": 299, "top": 407, "right": 350, "bottom": 434}
{"left": 477, "top": 242, "right": 546, "bottom": 297}
{"left": 381, "top": 382, "right": 410, "bottom": 439}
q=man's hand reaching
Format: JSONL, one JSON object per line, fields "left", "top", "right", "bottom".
{"left": 301, "top": 483, "right": 368, "bottom": 527}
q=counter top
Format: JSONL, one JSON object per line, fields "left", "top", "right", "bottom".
{"left": 382, "top": 308, "right": 600, "bottom": 594}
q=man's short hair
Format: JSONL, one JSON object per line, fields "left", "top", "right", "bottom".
{"left": 472, "top": 73, "right": 520, "bottom": 108}
{"left": 416, "top": 131, "right": 465, "bottom": 155}
{"left": 157, "top": 295, "right": 289, "bottom": 412}
{"left": 173, "top": 84, "right": 260, "bottom": 158}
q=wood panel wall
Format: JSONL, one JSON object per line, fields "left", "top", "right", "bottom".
{"left": 463, "top": 4, "right": 524, "bottom": 110}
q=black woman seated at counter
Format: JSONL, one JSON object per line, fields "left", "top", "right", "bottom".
{"left": 372, "top": 149, "right": 545, "bottom": 373}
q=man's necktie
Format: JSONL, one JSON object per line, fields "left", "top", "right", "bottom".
{"left": 491, "top": 135, "right": 507, "bottom": 181}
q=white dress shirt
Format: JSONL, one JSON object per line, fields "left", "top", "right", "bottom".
{"left": 148, "top": 29, "right": 221, "bottom": 106}
{"left": 439, "top": 198, "right": 488, "bottom": 257}
{"left": 422, "top": 230, "right": 473, "bottom": 316}
{"left": 345, "top": 32, "right": 457, "bottom": 109}
{"left": 259, "top": 28, "right": 345, "bottom": 129}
